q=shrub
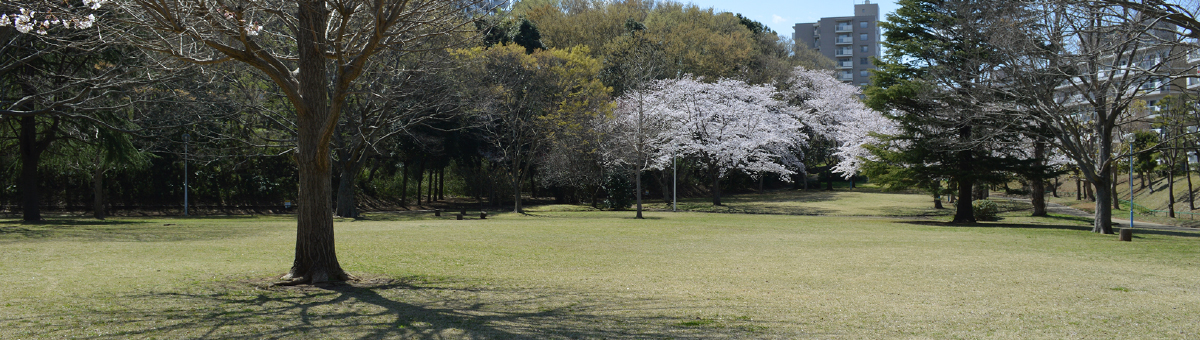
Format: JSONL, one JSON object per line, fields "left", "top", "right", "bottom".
{"left": 602, "top": 172, "right": 634, "bottom": 211}
{"left": 972, "top": 199, "right": 999, "bottom": 221}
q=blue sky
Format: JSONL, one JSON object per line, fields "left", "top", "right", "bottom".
{"left": 681, "top": 0, "right": 900, "bottom": 38}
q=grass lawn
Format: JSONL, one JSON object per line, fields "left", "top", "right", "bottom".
{"left": 643, "top": 185, "right": 954, "bottom": 217}
{"left": 2, "top": 192, "right": 1199, "bottom": 339}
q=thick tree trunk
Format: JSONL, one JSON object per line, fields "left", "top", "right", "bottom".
{"left": 93, "top": 163, "right": 105, "bottom": 220}
{"left": 825, "top": 170, "right": 834, "bottom": 191}
{"left": 711, "top": 170, "right": 723, "bottom": 206}
{"left": 953, "top": 176, "right": 975, "bottom": 223}
{"left": 952, "top": 126, "right": 975, "bottom": 223}
{"left": 1186, "top": 156, "right": 1194, "bottom": 210}
{"left": 1112, "top": 173, "right": 1120, "bottom": 211}
{"left": 400, "top": 161, "right": 409, "bottom": 207}
{"left": 636, "top": 169, "right": 644, "bottom": 219}
{"left": 1093, "top": 178, "right": 1113, "bottom": 234}
{"left": 335, "top": 166, "right": 357, "bottom": 218}
{"left": 512, "top": 176, "right": 523, "bottom": 213}
{"left": 19, "top": 117, "right": 45, "bottom": 222}
{"left": 1031, "top": 179, "right": 1046, "bottom": 217}
{"left": 439, "top": 166, "right": 445, "bottom": 200}
{"left": 932, "top": 180, "right": 944, "bottom": 209}
{"left": 1031, "top": 141, "right": 1047, "bottom": 216}
{"left": 283, "top": 0, "right": 347, "bottom": 284}
{"left": 1080, "top": 171, "right": 1089, "bottom": 201}
{"left": 415, "top": 158, "right": 424, "bottom": 206}
{"left": 1168, "top": 165, "right": 1176, "bottom": 218}
{"left": 1091, "top": 131, "right": 1114, "bottom": 234}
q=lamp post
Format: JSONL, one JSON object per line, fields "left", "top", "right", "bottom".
{"left": 183, "top": 133, "right": 189, "bottom": 216}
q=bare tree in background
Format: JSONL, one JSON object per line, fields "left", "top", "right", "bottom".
{"left": 2, "top": 1, "right": 163, "bottom": 222}
{"left": 997, "top": 0, "right": 1194, "bottom": 233}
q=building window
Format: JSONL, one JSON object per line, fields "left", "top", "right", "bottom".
{"left": 860, "top": 33, "right": 868, "bottom": 41}
{"left": 861, "top": 45, "right": 869, "bottom": 53}
{"left": 860, "top": 21, "right": 868, "bottom": 29}
{"left": 860, "top": 70, "right": 869, "bottom": 77}
{"left": 860, "top": 57, "right": 869, "bottom": 65}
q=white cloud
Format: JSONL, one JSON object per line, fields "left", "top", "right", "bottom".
{"left": 772, "top": 15, "right": 786, "bottom": 24}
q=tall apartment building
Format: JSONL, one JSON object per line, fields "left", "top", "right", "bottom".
{"left": 792, "top": 1, "right": 880, "bottom": 86}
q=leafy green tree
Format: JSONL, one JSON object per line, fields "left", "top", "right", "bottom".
{"left": 455, "top": 44, "right": 611, "bottom": 213}
{"left": 866, "top": 0, "right": 1032, "bottom": 223}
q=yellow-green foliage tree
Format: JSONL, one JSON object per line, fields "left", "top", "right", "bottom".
{"left": 454, "top": 44, "right": 612, "bottom": 213}
{"left": 517, "top": 0, "right": 828, "bottom": 84}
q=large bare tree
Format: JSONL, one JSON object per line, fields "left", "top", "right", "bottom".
{"left": 116, "top": 0, "right": 490, "bottom": 283}
{"left": 2, "top": 0, "right": 158, "bottom": 222}
{"left": 996, "top": 0, "right": 1193, "bottom": 234}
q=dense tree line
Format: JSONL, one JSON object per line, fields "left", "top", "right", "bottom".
{"left": 2, "top": 0, "right": 855, "bottom": 283}
{"left": 9, "top": 0, "right": 1188, "bottom": 283}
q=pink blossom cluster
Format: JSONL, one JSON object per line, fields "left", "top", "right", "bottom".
{"left": 606, "top": 66, "right": 894, "bottom": 181}
{"left": 0, "top": 0, "right": 107, "bottom": 35}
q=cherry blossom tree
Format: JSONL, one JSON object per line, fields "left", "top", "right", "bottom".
{"left": 600, "top": 83, "right": 672, "bottom": 217}
{"left": 775, "top": 67, "right": 894, "bottom": 183}
{"left": 649, "top": 76, "right": 806, "bottom": 206}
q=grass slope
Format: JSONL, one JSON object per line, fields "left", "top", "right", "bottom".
{"left": 1, "top": 194, "right": 1198, "bottom": 339}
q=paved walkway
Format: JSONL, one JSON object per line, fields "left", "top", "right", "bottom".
{"left": 998, "top": 196, "right": 1200, "bottom": 234}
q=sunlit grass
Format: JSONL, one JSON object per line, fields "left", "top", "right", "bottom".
{"left": 642, "top": 186, "right": 954, "bottom": 217}
{"left": 1, "top": 194, "right": 1199, "bottom": 338}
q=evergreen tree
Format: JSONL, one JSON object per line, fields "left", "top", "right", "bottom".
{"left": 865, "top": 0, "right": 1033, "bottom": 223}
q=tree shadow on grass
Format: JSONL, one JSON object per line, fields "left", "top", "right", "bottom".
{"left": 895, "top": 220, "right": 1200, "bottom": 239}
{"left": 899, "top": 220, "right": 1095, "bottom": 233}
{"left": 0, "top": 218, "right": 147, "bottom": 226}
{"left": 0, "top": 220, "right": 264, "bottom": 242}
{"left": 16, "top": 277, "right": 773, "bottom": 339}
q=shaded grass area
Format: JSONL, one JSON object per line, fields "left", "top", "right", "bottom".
{"left": 642, "top": 186, "right": 954, "bottom": 217}
{"left": 2, "top": 198, "right": 1200, "bottom": 338}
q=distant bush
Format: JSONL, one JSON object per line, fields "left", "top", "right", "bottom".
{"left": 602, "top": 172, "right": 634, "bottom": 211}
{"left": 972, "top": 199, "right": 999, "bottom": 221}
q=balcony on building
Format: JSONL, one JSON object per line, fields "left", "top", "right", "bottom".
{"left": 838, "top": 71, "right": 854, "bottom": 81}
{"left": 837, "top": 59, "right": 854, "bottom": 69}
{"left": 836, "top": 22, "right": 852, "bottom": 32}
{"left": 836, "top": 34, "right": 852, "bottom": 44}
{"left": 1188, "top": 75, "right": 1200, "bottom": 89}
{"left": 836, "top": 47, "right": 853, "bottom": 56}
{"left": 1137, "top": 78, "right": 1166, "bottom": 95}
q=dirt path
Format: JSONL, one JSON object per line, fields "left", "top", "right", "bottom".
{"left": 998, "top": 196, "right": 1200, "bottom": 234}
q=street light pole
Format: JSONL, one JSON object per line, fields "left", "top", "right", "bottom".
{"left": 183, "top": 133, "right": 189, "bottom": 216}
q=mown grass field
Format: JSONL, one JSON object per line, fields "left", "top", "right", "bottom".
{"left": 2, "top": 190, "right": 1199, "bottom": 339}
